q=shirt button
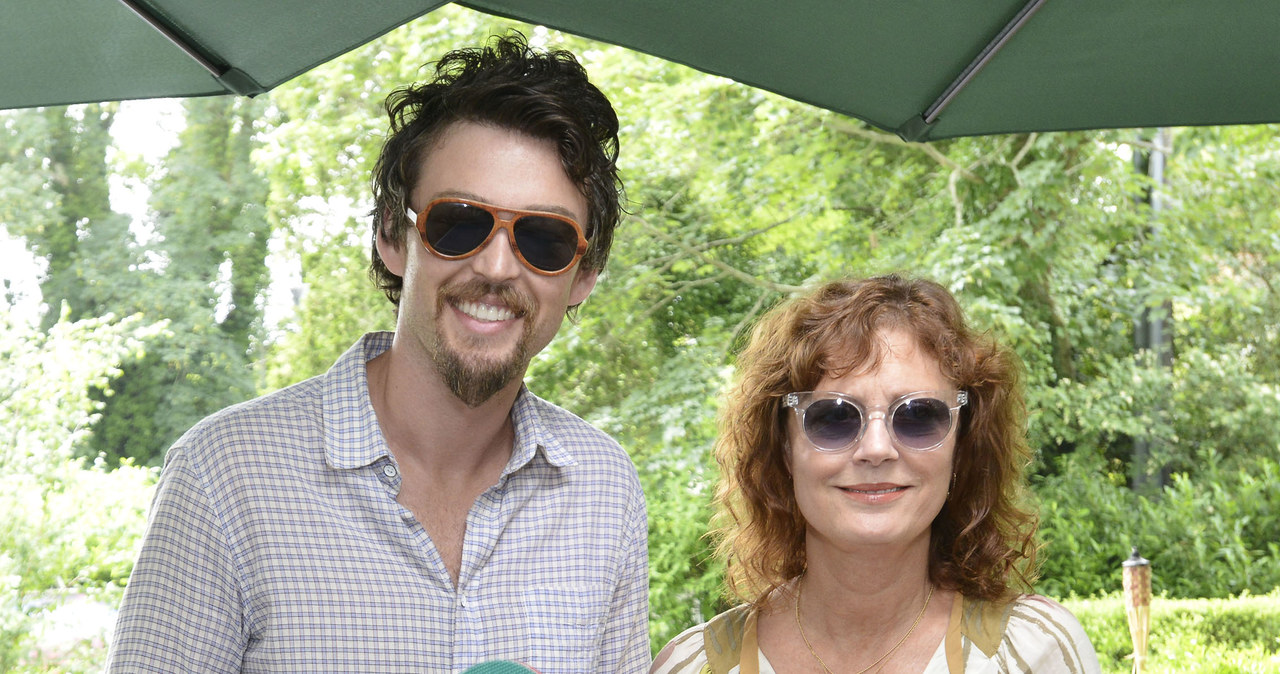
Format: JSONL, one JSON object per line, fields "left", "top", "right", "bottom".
{"left": 382, "top": 464, "right": 398, "bottom": 478}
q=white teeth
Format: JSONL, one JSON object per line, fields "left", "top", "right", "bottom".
{"left": 457, "top": 300, "right": 515, "bottom": 322}
{"left": 849, "top": 487, "right": 903, "bottom": 495}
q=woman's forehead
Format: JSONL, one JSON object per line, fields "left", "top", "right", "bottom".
{"left": 819, "top": 328, "right": 929, "bottom": 372}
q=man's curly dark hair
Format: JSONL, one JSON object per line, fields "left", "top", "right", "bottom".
{"left": 369, "top": 32, "right": 622, "bottom": 308}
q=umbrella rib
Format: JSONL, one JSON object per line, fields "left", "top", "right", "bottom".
{"left": 923, "top": 0, "right": 1048, "bottom": 125}
{"left": 116, "top": 0, "right": 265, "bottom": 96}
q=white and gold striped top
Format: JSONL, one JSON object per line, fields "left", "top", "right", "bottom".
{"left": 651, "top": 593, "right": 1101, "bottom": 674}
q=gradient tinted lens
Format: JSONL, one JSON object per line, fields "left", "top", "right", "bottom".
{"left": 512, "top": 216, "right": 582, "bottom": 272}
{"left": 890, "top": 397, "right": 953, "bottom": 449}
{"left": 803, "top": 398, "right": 864, "bottom": 450}
{"left": 423, "top": 201, "right": 494, "bottom": 256}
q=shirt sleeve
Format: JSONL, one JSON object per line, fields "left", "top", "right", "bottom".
{"left": 107, "top": 445, "right": 247, "bottom": 673}
{"left": 650, "top": 613, "right": 721, "bottom": 674}
{"left": 649, "top": 627, "right": 709, "bottom": 674}
{"left": 1001, "top": 595, "right": 1102, "bottom": 674}
{"left": 598, "top": 483, "right": 651, "bottom": 673}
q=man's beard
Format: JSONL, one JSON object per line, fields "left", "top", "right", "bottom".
{"left": 431, "top": 280, "right": 536, "bottom": 407}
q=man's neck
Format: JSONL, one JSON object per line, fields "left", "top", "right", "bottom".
{"left": 365, "top": 342, "right": 522, "bottom": 475}
{"left": 365, "top": 339, "right": 523, "bottom": 586}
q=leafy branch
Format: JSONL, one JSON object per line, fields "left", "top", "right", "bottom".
{"left": 827, "top": 117, "right": 982, "bottom": 183}
{"left": 630, "top": 214, "right": 806, "bottom": 295}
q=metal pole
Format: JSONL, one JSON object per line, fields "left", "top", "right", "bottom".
{"left": 115, "top": 0, "right": 265, "bottom": 96}
{"left": 1131, "top": 128, "right": 1172, "bottom": 491}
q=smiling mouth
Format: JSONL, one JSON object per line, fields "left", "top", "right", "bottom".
{"left": 841, "top": 486, "right": 908, "bottom": 495}
{"left": 456, "top": 300, "right": 517, "bottom": 322}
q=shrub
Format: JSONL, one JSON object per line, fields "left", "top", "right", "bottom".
{"left": 0, "top": 461, "right": 153, "bottom": 672}
{"left": 1035, "top": 451, "right": 1280, "bottom": 599}
{"left": 0, "top": 310, "right": 160, "bottom": 670}
{"left": 0, "top": 557, "right": 27, "bottom": 673}
{"left": 1064, "top": 592, "right": 1280, "bottom": 673}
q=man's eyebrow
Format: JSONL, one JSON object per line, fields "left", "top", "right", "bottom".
{"left": 430, "top": 189, "right": 583, "bottom": 221}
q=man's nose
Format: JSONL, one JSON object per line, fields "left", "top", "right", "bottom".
{"left": 468, "top": 227, "right": 523, "bottom": 281}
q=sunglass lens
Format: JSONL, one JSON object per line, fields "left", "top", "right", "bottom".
{"left": 804, "top": 398, "right": 863, "bottom": 450}
{"left": 891, "top": 398, "right": 952, "bottom": 449}
{"left": 513, "top": 216, "right": 581, "bottom": 272}
{"left": 423, "top": 202, "right": 494, "bottom": 256}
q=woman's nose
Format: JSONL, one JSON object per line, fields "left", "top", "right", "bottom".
{"left": 851, "top": 411, "right": 899, "bottom": 464}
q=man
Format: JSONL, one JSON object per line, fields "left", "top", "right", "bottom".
{"left": 108, "top": 34, "right": 649, "bottom": 673}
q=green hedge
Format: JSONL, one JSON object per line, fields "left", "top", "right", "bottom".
{"left": 1035, "top": 453, "right": 1280, "bottom": 600}
{"left": 1063, "top": 592, "right": 1280, "bottom": 673}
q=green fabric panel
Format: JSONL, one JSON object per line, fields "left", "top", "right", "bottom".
{"left": 2, "top": 0, "right": 1277, "bottom": 139}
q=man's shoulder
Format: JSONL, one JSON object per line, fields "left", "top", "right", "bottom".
{"left": 169, "top": 373, "right": 327, "bottom": 462}
{"left": 173, "top": 334, "right": 376, "bottom": 460}
{"left": 516, "top": 389, "right": 642, "bottom": 497}
{"left": 522, "top": 391, "right": 617, "bottom": 441}
{"left": 519, "top": 390, "right": 628, "bottom": 459}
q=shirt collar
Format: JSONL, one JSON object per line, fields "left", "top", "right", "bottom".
{"left": 323, "top": 332, "right": 577, "bottom": 472}
{"left": 323, "top": 332, "right": 394, "bottom": 471}
{"left": 507, "top": 386, "right": 578, "bottom": 472}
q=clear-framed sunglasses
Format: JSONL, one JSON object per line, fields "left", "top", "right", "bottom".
{"left": 783, "top": 390, "right": 968, "bottom": 452}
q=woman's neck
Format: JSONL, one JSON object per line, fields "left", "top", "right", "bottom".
{"left": 756, "top": 542, "right": 954, "bottom": 674}
{"left": 798, "top": 551, "right": 933, "bottom": 636}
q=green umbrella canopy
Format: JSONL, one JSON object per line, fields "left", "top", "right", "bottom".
{"left": 4, "top": 0, "right": 1278, "bottom": 140}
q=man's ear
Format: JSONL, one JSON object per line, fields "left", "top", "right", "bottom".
{"left": 568, "top": 267, "right": 599, "bottom": 307}
{"left": 376, "top": 211, "right": 407, "bottom": 277}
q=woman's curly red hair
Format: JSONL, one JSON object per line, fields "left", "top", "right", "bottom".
{"left": 714, "top": 275, "right": 1039, "bottom": 607}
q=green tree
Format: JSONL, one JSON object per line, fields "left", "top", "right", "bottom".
{"left": 0, "top": 105, "right": 142, "bottom": 329}
{"left": 87, "top": 96, "right": 273, "bottom": 466}
{"left": 0, "top": 305, "right": 160, "bottom": 670}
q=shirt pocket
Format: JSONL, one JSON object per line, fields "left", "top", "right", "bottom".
{"left": 522, "top": 582, "right": 610, "bottom": 670}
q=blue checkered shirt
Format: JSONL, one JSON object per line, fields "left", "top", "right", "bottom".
{"left": 107, "top": 332, "right": 650, "bottom": 673}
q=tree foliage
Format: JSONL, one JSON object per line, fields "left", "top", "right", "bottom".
{"left": 239, "top": 10, "right": 1280, "bottom": 648}
{"left": 0, "top": 105, "right": 138, "bottom": 331}
{"left": 2, "top": 6, "right": 1278, "bottom": 664}
{"left": 2, "top": 95, "right": 274, "bottom": 466}
{"left": 85, "top": 96, "right": 273, "bottom": 467}
{"left": 0, "top": 307, "right": 159, "bottom": 670}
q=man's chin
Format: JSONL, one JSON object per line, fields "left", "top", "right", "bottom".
{"left": 436, "top": 351, "right": 528, "bottom": 407}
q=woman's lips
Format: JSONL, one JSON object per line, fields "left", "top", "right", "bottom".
{"left": 838, "top": 483, "right": 909, "bottom": 503}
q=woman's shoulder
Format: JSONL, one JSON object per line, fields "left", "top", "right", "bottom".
{"left": 958, "top": 593, "right": 1101, "bottom": 673}
{"left": 1006, "top": 593, "right": 1081, "bottom": 622}
{"left": 649, "top": 604, "right": 754, "bottom": 674}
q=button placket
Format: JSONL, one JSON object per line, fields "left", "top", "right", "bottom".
{"left": 373, "top": 459, "right": 402, "bottom": 496}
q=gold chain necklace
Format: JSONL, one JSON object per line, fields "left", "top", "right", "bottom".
{"left": 794, "top": 577, "right": 935, "bottom": 674}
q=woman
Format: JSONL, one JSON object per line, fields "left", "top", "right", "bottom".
{"left": 652, "top": 275, "right": 1100, "bottom": 674}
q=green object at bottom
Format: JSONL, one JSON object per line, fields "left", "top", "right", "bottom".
{"left": 461, "top": 661, "right": 538, "bottom": 674}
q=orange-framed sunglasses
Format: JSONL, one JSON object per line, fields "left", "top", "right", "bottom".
{"left": 406, "top": 198, "right": 588, "bottom": 276}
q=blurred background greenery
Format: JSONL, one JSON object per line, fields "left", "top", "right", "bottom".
{"left": 2, "top": 6, "right": 1277, "bottom": 671}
